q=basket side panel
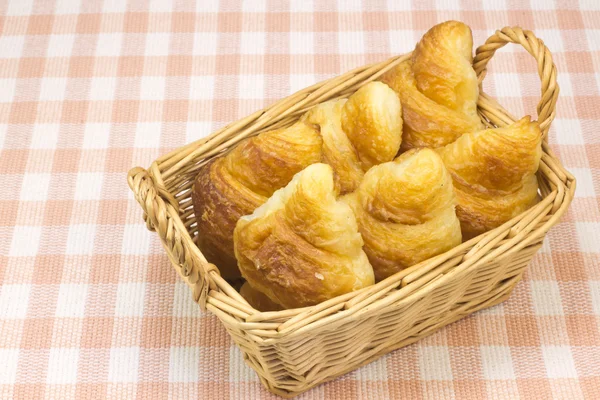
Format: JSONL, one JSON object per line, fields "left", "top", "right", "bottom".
{"left": 228, "top": 244, "right": 542, "bottom": 396}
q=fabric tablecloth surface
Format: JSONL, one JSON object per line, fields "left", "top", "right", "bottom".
{"left": 1, "top": 0, "right": 599, "bottom": 399}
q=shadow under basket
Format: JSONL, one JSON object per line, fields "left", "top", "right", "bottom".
{"left": 128, "top": 27, "right": 575, "bottom": 398}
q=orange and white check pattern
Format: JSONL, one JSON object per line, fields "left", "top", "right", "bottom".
{"left": 1, "top": 0, "right": 599, "bottom": 399}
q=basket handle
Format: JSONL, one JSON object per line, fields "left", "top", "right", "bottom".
{"left": 127, "top": 165, "right": 218, "bottom": 310}
{"left": 473, "top": 27, "right": 559, "bottom": 140}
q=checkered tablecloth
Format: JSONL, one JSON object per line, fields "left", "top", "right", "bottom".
{"left": 1, "top": 1, "right": 599, "bottom": 399}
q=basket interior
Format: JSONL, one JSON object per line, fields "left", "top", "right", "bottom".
{"left": 174, "top": 98, "right": 552, "bottom": 284}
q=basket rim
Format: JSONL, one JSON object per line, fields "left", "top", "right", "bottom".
{"left": 127, "top": 26, "right": 576, "bottom": 341}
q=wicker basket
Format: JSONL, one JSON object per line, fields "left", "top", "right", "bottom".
{"left": 127, "top": 27, "right": 575, "bottom": 397}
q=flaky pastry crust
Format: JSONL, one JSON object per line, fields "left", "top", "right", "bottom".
{"left": 344, "top": 149, "right": 462, "bottom": 281}
{"left": 437, "top": 116, "right": 542, "bottom": 239}
{"left": 192, "top": 120, "right": 323, "bottom": 279}
{"left": 303, "top": 81, "right": 402, "bottom": 193}
{"left": 380, "top": 20, "right": 482, "bottom": 150}
{"left": 234, "top": 163, "right": 375, "bottom": 309}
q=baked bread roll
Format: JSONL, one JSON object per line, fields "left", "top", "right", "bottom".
{"left": 344, "top": 149, "right": 462, "bottom": 281}
{"left": 240, "top": 282, "right": 283, "bottom": 312}
{"left": 192, "top": 120, "right": 323, "bottom": 279}
{"left": 437, "top": 116, "right": 542, "bottom": 239}
{"left": 303, "top": 81, "right": 403, "bottom": 193}
{"left": 234, "top": 163, "right": 375, "bottom": 309}
{"left": 192, "top": 82, "right": 402, "bottom": 278}
{"left": 381, "top": 20, "right": 482, "bottom": 150}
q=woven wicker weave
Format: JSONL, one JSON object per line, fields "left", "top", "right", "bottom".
{"left": 127, "top": 27, "right": 575, "bottom": 397}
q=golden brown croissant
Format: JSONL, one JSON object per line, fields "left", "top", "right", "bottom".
{"left": 344, "top": 149, "right": 462, "bottom": 281}
{"left": 303, "top": 81, "right": 403, "bottom": 193}
{"left": 240, "top": 282, "right": 283, "bottom": 311}
{"left": 234, "top": 163, "right": 375, "bottom": 309}
{"left": 380, "top": 20, "right": 482, "bottom": 150}
{"left": 437, "top": 116, "right": 542, "bottom": 239}
{"left": 192, "top": 82, "right": 402, "bottom": 278}
{"left": 192, "top": 120, "right": 323, "bottom": 279}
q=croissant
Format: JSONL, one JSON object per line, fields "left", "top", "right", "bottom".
{"left": 437, "top": 116, "right": 542, "bottom": 239}
{"left": 234, "top": 163, "right": 375, "bottom": 309}
{"left": 192, "top": 120, "right": 323, "bottom": 279}
{"left": 380, "top": 20, "right": 482, "bottom": 150}
{"left": 240, "top": 282, "right": 283, "bottom": 311}
{"left": 303, "top": 81, "right": 403, "bottom": 193}
{"left": 344, "top": 149, "right": 462, "bottom": 281}
{"left": 192, "top": 82, "right": 402, "bottom": 278}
